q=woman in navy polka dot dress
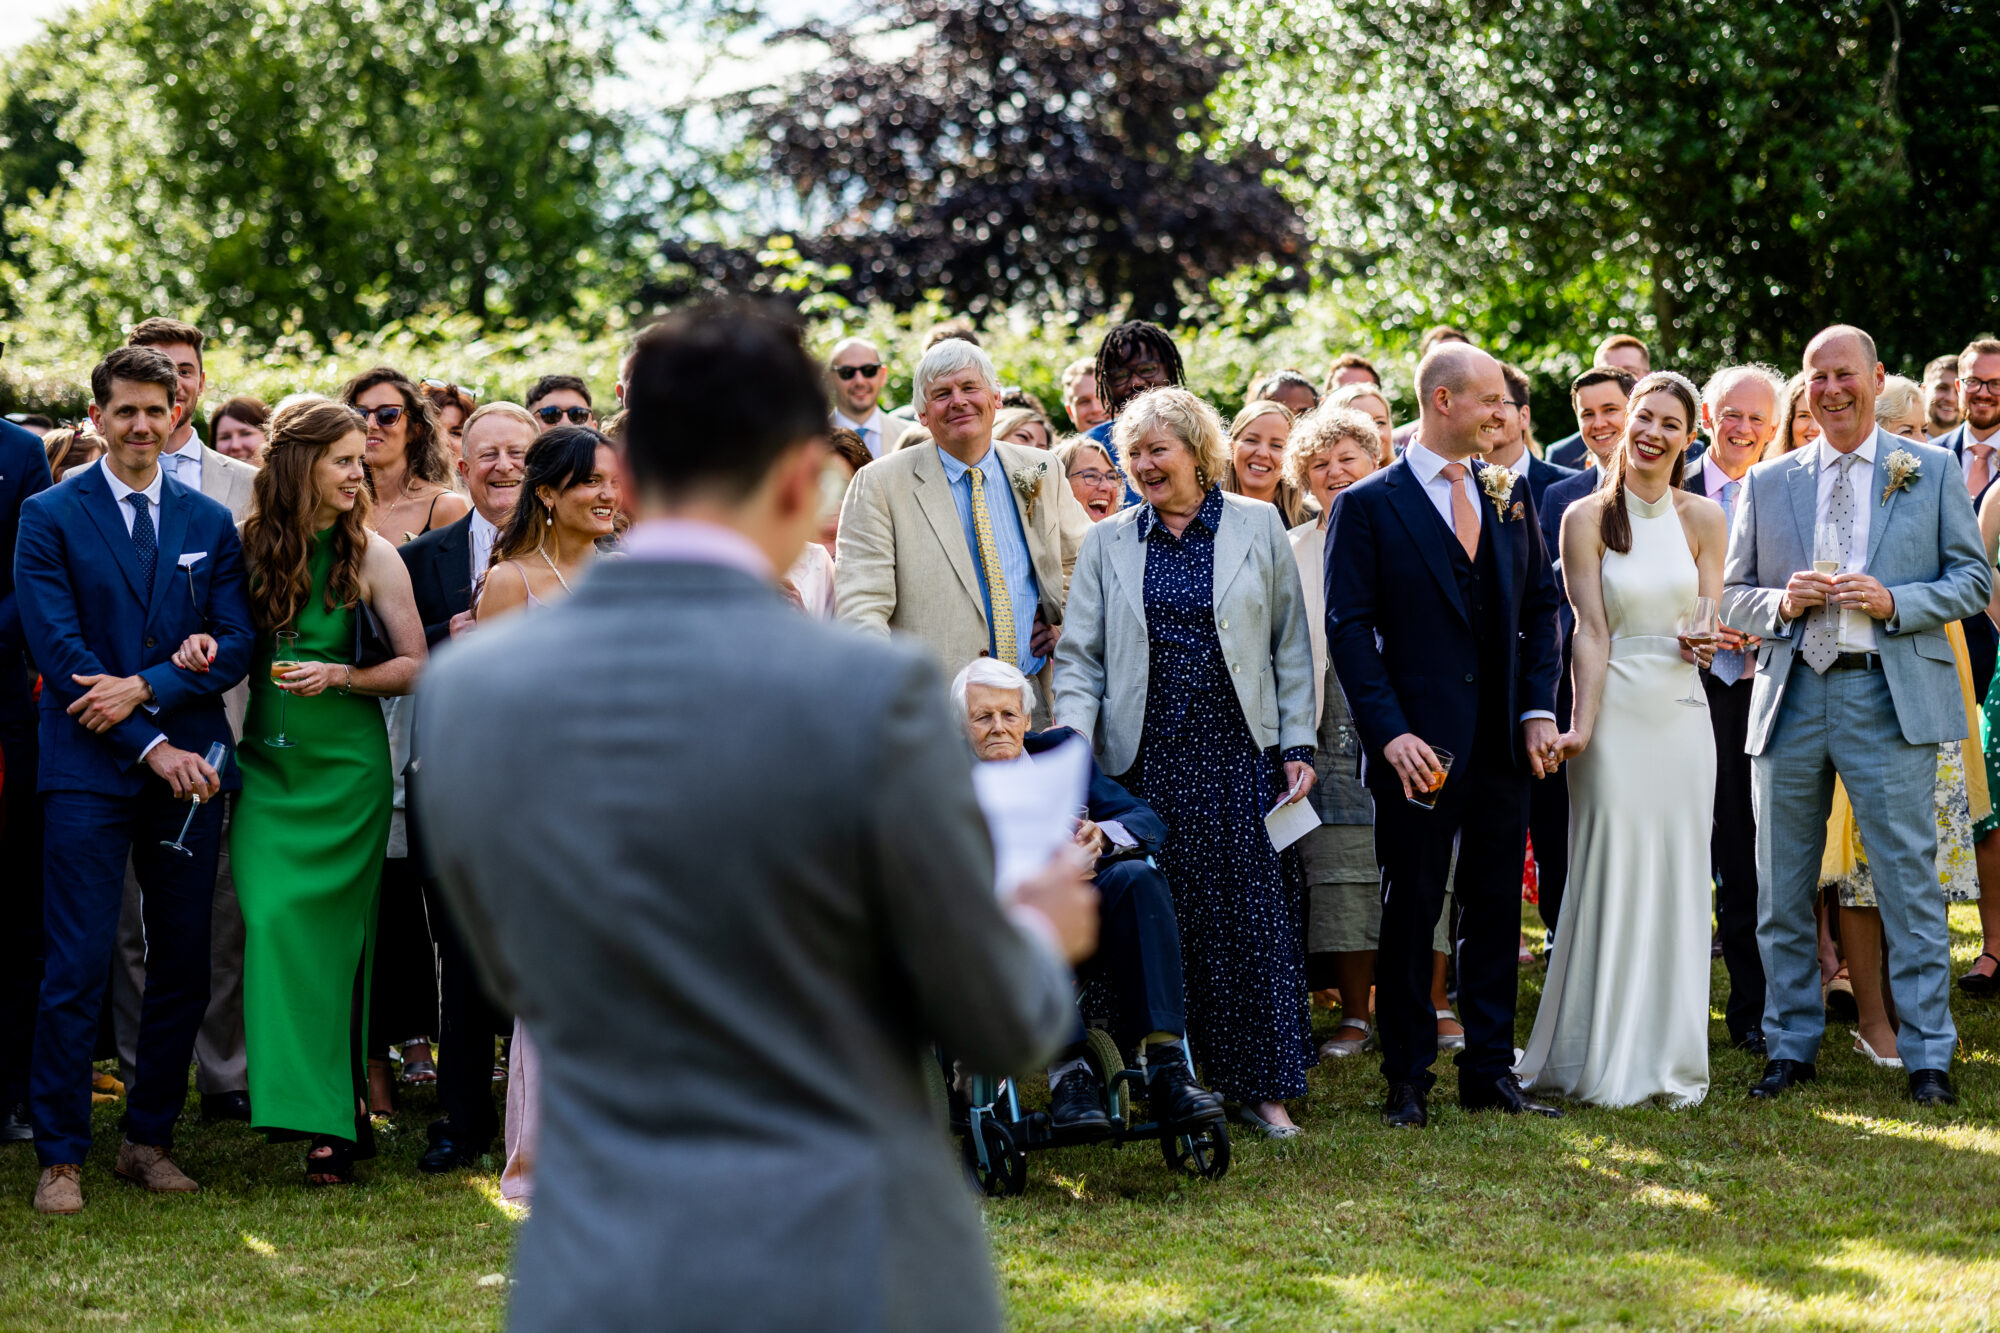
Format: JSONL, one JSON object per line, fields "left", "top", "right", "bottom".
{"left": 1053, "top": 387, "right": 1322, "bottom": 1138}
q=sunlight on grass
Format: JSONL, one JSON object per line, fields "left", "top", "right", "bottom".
{"left": 467, "top": 1174, "right": 528, "bottom": 1219}
{"left": 1628, "top": 1183, "right": 1716, "bottom": 1212}
{"left": 241, "top": 1233, "right": 277, "bottom": 1257}
{"left": 1817, "top": 1110, "right": 2000, "bottom": 1158}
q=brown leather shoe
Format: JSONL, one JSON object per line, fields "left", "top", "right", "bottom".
{"left": 114, "top": 1140, "right": 200, "bottom": 1193}
{"left": 34, "top": 1164, "right": 84, "bottom": 1214}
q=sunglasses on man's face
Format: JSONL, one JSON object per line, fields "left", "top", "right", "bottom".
{"left": 355, "top": 405, "right": 404, "bottom": 426}
{"left": 833, "top": 363, "right": 883, "bottom": 381}
{"left": 535, "top": 405, "right": 594, "bottom": 425}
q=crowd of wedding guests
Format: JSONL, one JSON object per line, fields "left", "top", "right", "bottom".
{"left": 3, "top": 302, "right": 1999, "bottom": 1217}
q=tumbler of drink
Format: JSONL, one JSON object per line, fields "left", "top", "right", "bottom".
{"left": 1406, "top": 746, "right": 1453, "bottom": 810}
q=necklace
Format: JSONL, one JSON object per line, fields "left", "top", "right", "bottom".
{"left": 539, "top": 547, "right": 573, "bottom": 595}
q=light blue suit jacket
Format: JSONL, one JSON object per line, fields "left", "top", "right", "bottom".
{"left": 1721, "top": 428, "right": 1992, "bottom": 753}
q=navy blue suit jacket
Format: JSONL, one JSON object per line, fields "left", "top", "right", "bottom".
{"left": 1024, "top": 726, "right": 1166, "bottom": 858}
{"left": 1324, "top": 455, "right": 1562, "bottom": 788}
{"left": 402, "top": 512, "right": 475, "bottom": 648}
{"left": 1545, "top": 431, "right": 1586, "bottom": 470}
{"left": 15, "top": 462, "right": 254, "bottom": 795}
{"left": 0, "top": 418, "right": 54, "bottom": 732}
{"left": 1522, "top": 455, "right": 1577, "bottom": 512}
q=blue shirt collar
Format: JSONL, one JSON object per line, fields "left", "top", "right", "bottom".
{"left": 1138, "top": 485, "right": 1224, "bottom": 541}
{"left": 935, "top": 440, "right": 998, "bottom": 485}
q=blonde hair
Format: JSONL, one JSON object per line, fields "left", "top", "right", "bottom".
{"left": 1874, "top": 374, "right": 1925, "bottom": 432}
{"left": 462, "top": 400, "right": 540, "bottom": 442}
{"left": 1326, "top": 381, "right": 1395, "bottom": 463}
{"left": 992, "top": 405, "right": 1053, "bottom": 448}
{"left": 1052, "top": 434, "right": 1115, "bottom": 476}
{"left": 1113, "top": 387, "right": 1229, "bottom": 491}
{"left": 1284, "top": 406, "right": 1381, "bottom": 492}
{"left": 1221, "top": 399, "right": 1307, "bottom": 524}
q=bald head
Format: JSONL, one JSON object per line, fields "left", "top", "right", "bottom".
{"left": 1803, "top": 324, "right": 1884, "bottom": 453}
{"left": 1805, "top": 324, "right": 1877, "bottom": 372}
{"left": 1416, "top": 343, "right": 1507, "bottom": 459}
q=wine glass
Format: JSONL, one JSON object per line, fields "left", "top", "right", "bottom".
{"left": 160, "top": 742, "right": 230, "bottom": 856}
{"left": 267, "top": 630, "right": 300, "bottom": 749}
{"left": 1676, "top": 597, "right": 1718, "bottom": 707}
{"left": 1813, "top": 520, "right": 1846, "bottom": 642}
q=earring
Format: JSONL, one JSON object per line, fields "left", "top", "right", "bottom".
{"left": 545, "top": 514, "right": 553, "bottom": 526}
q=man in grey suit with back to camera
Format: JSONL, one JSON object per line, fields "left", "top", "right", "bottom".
{"left": 1722, "top": 324, "right": 1990, "bottom": 1109}
{"left": 417, "top": 299, "right": 1097, "bottom": 1333}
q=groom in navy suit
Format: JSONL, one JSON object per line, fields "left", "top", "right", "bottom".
{"left": 1326, "top": 343, "right": 1565, "bottom": 1128}
{"left": 14, "top": 347, "right": 254, "bottom": 1213}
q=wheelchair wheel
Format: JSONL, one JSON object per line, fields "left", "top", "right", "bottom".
{"left": 1080, "top": 1028, "right": 1128, "bottom": 1127}
{"left": 1161, "top": 1119, "right": 1231, "bottom": 1182}
{"left": 962, "top": 1117, "right": 1028, "bottom": 1197}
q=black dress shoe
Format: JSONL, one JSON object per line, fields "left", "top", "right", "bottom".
{"left": 1908, "top": 1068, "right": 1958, "bottom": 1106}
{"left": 1, "top": 1101, "right": 31, "bottom": 1143}
{"left": 1050, "top": 1067, "right": 1111, "bottom": 1132}
{"left": 1733, "top": 1028, "right": 1768, "bottom": 1058}
{"left": 419, "top": 1133, "right": 486, "bottom": 1174}
{"left": 1143, "top": 1049, "right": 1224, "bottom": 1126}
{"left": 1382, "top": 1081, "right": 1428, "bottom": 1128}
{"left": 1748, "top": 1058, "right": 1816, "bottom": 1099}
{"left": 201, "top": 1091, "right": 252, "bottom": 1123}
{"left": 1462, "top": 1073, "right": 1563, "bottom": 1118}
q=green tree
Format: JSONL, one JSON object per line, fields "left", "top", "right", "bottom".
{"left": 1199, "top": 0, "right": 2000, "bottom": 372}
{"left": 1, "top": 0, "right": 633, "bottom": 339}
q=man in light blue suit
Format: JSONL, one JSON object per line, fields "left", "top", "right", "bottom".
{"left": 14, "top": 347, "right": 254, "bottom": 1213}
{"left": 1721, "top": 325, "right": 1991, "bottom": 1108}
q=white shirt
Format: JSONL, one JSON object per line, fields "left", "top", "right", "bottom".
{"left": 1488, "top": 445, "right": 1533, "bottom": 478}
{"left": 1814, "top": 431, "right": 1879, "bottom": 652}
{"left": 1402, "top": 443, "right": 1554, "bottom": 724}
{"left": 468, "top": 510, "right": 501, "bottom": 593}
{"left": 833, "top": 408, "right": 894, "bottom": 460}
{"left": 101, "top": 459, "right": 164, "bottom": 536}
{"left": 159, "top": 430, "right": 204, "bottom": 492}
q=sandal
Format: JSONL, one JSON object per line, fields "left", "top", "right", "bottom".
{"left": 1823, "top": 967, "right": 1858, "bottom": 1021}
{"left": 1959, "top": 951, "right": 2000, "bottom": 998}
{"left": 1435, "top": 1008, "right": 1467, "bottom": 1052}
{"left": 305, "top": 1136, "right": 357, "bottom": 1186}
{"left": 399, "top": 1040, "right": 438, "bottom": 1085}
{"left": 1318, "top": 1020, "right": 1372, "bottom": 1061}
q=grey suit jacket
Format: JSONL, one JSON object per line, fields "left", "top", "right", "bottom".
{"left": 191, "top": 440, "right": 258, "bottom": 521}
{"left": 1721, "top": 428, "right": 1992, "bottom": 752}
{"left": 1052, "top": 491, "right": 1317, "bottom": 777}
{"left": 416, "top": 558, "right": 1073, "bottom": 1333}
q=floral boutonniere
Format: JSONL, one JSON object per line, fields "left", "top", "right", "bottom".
{"left": 1477, "top": 465, "right": 1518, "bottom": 519}
{"left": 1880, "top": 448, "right": 1921, "bottom": 505}
{"left": 1011, "top": 459, "right": 1049, "bottom": 520}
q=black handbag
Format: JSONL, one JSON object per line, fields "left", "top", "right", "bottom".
{"left": 353, "top": 599, "right": 395, "bottom": 668}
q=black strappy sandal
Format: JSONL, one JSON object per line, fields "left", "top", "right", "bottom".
{"left": 305, "top": 1136, "right": 356, "bottom": 1186}
{"left": 1959, "top": 951, "right": 2000, "bottom": 998}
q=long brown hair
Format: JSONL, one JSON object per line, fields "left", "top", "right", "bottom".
{"left": 491, "top": 425, "right": 610, "bottom": 566}
{"left": 1599, "top": 371, "right": 1698, "bottom": 555}
{"left": 1767, "top": 371, "right": 1813, "bottom": 463}
{"left": 339, "top": 365, "right": 452, "bottom": 487}
{"left": 241, "top": 397, "right": 373, "bottom": 633}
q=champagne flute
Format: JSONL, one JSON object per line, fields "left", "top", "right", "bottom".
{"left": 160, "top": 741, "right": 230, "bottom": 856}
{"left": 1813, "top": 518, "right": 1848, "bottom": 649}
{"left": 267, "top": 630, "right": 300, "bottom": 749}
{"left": 1676, "top": 596, "right": 1718, "bottom": 706}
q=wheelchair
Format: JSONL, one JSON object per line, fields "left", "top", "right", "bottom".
{"left": 930, "top": 1025, "right": 1231, "bottom": 1198}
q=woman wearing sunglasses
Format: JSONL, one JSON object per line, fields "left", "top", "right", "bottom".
{"left": 340, "top": 366, "right": 470, "bottom": 546}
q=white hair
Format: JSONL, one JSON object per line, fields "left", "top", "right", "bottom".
{"left": 951, "top": 657, "right": 1034, "bottom": 718}
{"left": 1700, "top": 363, "right": 1785, "bottom": 414}
{"left": 914, "top": 338, "right": 1000, "bottom": 406}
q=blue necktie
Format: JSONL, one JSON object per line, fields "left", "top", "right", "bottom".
{"left": 127, "top": 493, "right": 157, "bottom": 593}
{"left": 1706, "top": 478, "right": 1747, "bottom": 684}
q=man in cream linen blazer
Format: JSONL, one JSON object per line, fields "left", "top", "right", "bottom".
{"left": 836, "top": 339, "right": 1086, "bottom": 719}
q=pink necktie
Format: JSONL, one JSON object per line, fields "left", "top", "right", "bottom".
{"left": 1440, "top": 463, "right": 1478, "bottom": 558}
{"left": 1969, "top": 444, "right": 1993, "bottom": 498}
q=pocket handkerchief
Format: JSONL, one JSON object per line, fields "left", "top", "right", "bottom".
{"left": 178, "top": 551, "right": 207, "bottom": 569}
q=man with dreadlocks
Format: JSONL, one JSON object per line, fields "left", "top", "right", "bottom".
{"left": 1085, "top": 322, "right": 1188, "bottom": 507}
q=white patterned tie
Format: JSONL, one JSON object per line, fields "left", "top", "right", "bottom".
{"left": 1799, "top": 454, "right": 1859, "bottom": 674}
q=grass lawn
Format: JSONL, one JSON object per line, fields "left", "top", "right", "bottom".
{"left": 3, "top": 904, "right": 1997, "bottom": 1331}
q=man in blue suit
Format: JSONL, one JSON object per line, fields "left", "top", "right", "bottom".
{"left": 1326, "top": 342, "right": 1565, "bottom": 1129}
{"left": 15, "top": 347, "right": 254, "bottom": 1214}
{"left": 0, "top": 410, "right": 54, "bottom": 1143}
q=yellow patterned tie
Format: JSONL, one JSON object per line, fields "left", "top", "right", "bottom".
{"left": 967, "top": 467, "right": 1016, "bottom": 664}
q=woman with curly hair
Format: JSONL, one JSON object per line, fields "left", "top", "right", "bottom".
{"left": 341, "top": 365, "right": 469, "bottom": 544}
{"left": 175, "top": 396, "right": 426, "bottom": 1184}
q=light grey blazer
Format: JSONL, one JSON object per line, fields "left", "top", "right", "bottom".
{"left": 1053, "top": 491, "right": 1317, "bottom": 777}
{"left": 1721, "top": 428, "right": 1992, "bottom": 753}
{"left": 193, "top": 440, "right": 258, "bottom": 522}
{"left": 417, "top": 559, "right": 1073, "bottom": 1333}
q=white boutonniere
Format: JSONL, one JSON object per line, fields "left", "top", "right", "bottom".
{"left": 1881, "top": 448, "right": 1921, "bottom": 505}
{"left": 1477, "top": 465, "right": 1518, "bottom": 518}
{"left": 1010, "top": 459, "right": 1049, "bottom": 520}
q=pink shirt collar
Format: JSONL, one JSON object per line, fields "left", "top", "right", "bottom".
{"left": 618, "top": 518, "right": 775, "bottom": 581}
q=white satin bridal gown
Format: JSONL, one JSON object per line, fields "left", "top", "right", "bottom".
{"left": 1518, "top": 487, "right": 1716, "bottom": 1108}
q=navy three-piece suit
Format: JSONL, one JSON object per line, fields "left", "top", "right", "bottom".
{"left": 14, "top": 462, "right": 253, "bottom": 1166}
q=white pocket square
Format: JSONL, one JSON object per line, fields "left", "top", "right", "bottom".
{"left": 178, "top": 551, "right": 207, "bottom": 568}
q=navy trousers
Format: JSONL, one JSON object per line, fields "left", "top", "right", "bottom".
{"left": 31, "top": 786, "right": 219, "bottom": 1166}
{"left": 1075, "top": 859, "right": 1186, "bottom": 1050}
{"left": 0, "top": 723, "right": 41, "bottom": 1110}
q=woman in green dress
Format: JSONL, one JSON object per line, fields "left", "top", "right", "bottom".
{"left": 178, "top": 396, "right": 425, "bottom": 1183}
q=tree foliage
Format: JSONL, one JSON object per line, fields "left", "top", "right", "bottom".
{"left": 1201, "top": 0, "right": 2000, "bottom": 372}
{"left": 685, "top": 0, "right": 1308, "bottom": 322}
{"left": 1, "top": 0, "right": 633, "bottom": 339}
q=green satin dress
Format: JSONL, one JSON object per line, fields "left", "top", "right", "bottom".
{"left": 233, "top": 530, "right": 392, "bottom": 1142}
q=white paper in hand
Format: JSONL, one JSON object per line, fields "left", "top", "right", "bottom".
{"left": 1265, "top": 795, "right": 1322, "bottom": 853}
{"left": 970, "top": 735, "right": 1092, "bottom": 896}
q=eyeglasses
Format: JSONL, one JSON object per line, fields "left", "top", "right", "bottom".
{"left": 1068, "top": 468, "right": 1126, "bottom": 487}
{"left": 354, "top": 405, "right": 404, "bottom": 426}
{"left": 832, "top": 363, "right": 883, "bottom": 381}
{"left": 534, "top": 405, "right": 594, "bottom": 425}
{"left": 1963, "top": 376, "right": 2000, "bottom": 396}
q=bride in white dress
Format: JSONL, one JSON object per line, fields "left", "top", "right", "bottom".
{"left": 1517, "top": 372, "right": 1727, "bottom": 1108}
